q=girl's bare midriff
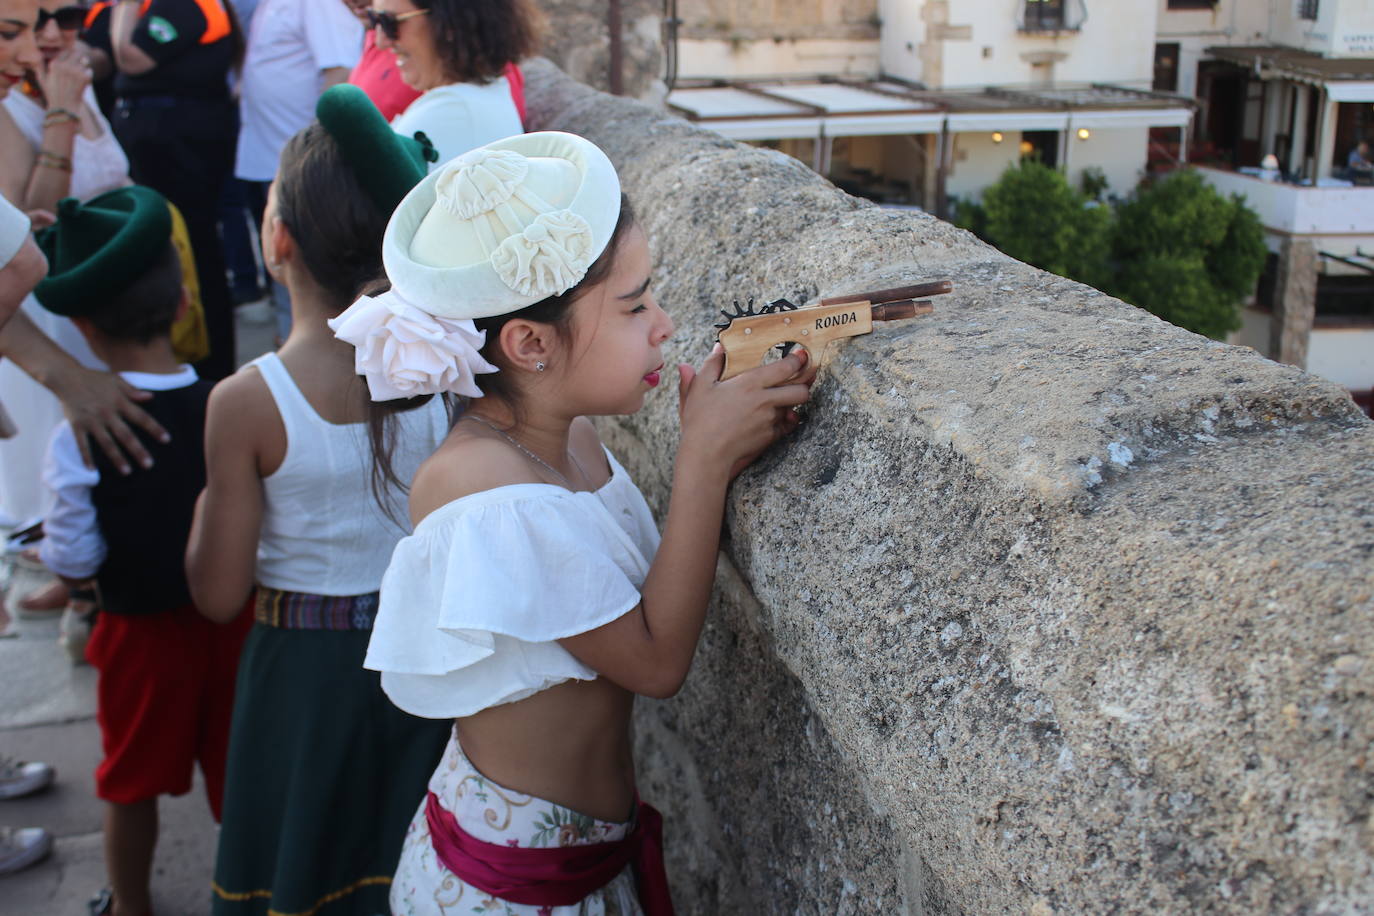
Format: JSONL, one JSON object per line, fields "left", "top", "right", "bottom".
{"left": 455, "top": 676, "right": 637, "bottom": 823}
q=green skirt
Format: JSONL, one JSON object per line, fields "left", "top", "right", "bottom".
{"left": 211, "top": 622, "right": 451, "bottom": 916}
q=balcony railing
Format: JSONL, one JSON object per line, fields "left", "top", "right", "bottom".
{"left": 1018, "top": 0, "right": 1087, "bottom": 33}
{"left": 1196, "top": 166, "right": 1374, "bottom": 236}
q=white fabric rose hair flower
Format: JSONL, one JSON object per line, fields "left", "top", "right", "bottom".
{"left": 328, "top": 289, "right": 498, "bottom": 401}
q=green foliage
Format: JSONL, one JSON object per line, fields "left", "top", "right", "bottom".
{"left": 959, "top": 164, "right": 1268, "bottom": 340}
{"left": 1108, "top": 170, "right": 1267, "bottom": 339}
{"left": 951, "top": 196, "right": 987, "bottom": 239}
{"left": 979, "top": 158, "right": 1112, "bottom": 289}
{"left": 1079, "top": 166, "right": 1109, "bottom": 202}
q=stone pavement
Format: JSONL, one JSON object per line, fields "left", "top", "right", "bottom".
{"left": 0, "top": 304, "right": 275, "bottom": 916}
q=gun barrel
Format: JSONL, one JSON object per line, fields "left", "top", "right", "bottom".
{"left": 871, "top": 299, "right": 934, "bottom": 321}
{"left": 822, "top": 280, "right": 952, "bottom": 306}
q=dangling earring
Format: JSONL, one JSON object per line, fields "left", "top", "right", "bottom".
{"left": 535, "top": 361, "right": 546, "bottom": 372}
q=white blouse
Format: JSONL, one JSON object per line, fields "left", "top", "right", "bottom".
{"left": 365, "top": 448, "right": 660, "bottom": 719}
{"left": 2, "top": 87, "right": 130, "bottom": 202}
{"left": 389, "top": 78, "right": 523, "bottom": 169}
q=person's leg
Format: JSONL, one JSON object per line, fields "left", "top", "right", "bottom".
{"left": 103, "top": 798, "right": 157, "bottom": 916}
{"left": 218, "top": 179, "right": 264, "bottom": 306}
{"left": 85, "top": 610, "right": 196, "bottom": 916}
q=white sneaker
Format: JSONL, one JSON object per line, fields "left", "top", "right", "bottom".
{"left": 0, "top": 826, "right": 53, "bottom": 875}
{"left": 0, "top": 757, "right": 55, "bottom": 800}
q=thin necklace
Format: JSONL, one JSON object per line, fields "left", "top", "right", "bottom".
{"left": 465, "top": 414, "right": 589, "bottom": 491}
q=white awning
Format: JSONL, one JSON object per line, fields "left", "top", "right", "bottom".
{"left": 707, "top": 118, "right": 824, "bottom": 140}
{"left": 1327, "top": 81, "right": 1374, "bottom": 102}
{"left": 1068, "top": 107, "right": 1193, "bottom": 128}
{"left": 759, "top": 84, "right": 924, "bottom": 113}
{"left": 945, "top": 111, "right": 1071, "bottom": 131}
{"left": 669, "top": 84, "right": 1193, "bottom": 141}
{"left": 825, "top": 112, "right": 946, "bottom": 136}
{"left": 666, "top": 87, "right": 815, "bottom": 121}
{"left": 668, "top": 83, "right": 944, "bottom": 141}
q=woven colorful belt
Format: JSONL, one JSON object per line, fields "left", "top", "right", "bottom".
{"left": 254, "top": 587, "right": 380, "bottom": 631}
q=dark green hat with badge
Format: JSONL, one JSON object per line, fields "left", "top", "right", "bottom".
{"left": 315, "top": 84, "right": 437, "bottom": 215}
{"left": 34, "top": 186, "right": 172, "bottom": 318}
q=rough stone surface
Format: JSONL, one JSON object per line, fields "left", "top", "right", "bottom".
{"left": 678, "top": 0, "right": 880, "bottom": 41}
{"left": 533, "top": 0, "right": 664, "bottom": 100}
{"left": 524, "top": 59, "right": 1374, "bottom": 914}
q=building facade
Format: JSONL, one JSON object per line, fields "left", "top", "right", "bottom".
{"left": 1158, "top": 0, "right": 1373, "bottom": 408}
{"left": 666, "top": 0, "right": 1188, "bottom": 213}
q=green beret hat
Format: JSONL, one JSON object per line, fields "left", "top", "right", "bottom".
{"left": 315, "top": 84, "right": 437, "bottom": 215}
{"left": 34, "top": 186, "right": 172, "bottom": 318}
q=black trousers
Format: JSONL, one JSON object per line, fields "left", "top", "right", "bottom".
{"left": 114, "top": 95, "right": 239, "bottom": 380}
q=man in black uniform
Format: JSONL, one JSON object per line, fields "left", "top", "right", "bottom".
{"left": 84, "top": 0, "right": 241, "bottom": 379}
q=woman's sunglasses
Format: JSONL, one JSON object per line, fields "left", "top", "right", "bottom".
{"left": 36, "top": 5, "right": 87, "bottom": 31}
{"left": 363, "top": 7, "right": 427, "bottom": 41}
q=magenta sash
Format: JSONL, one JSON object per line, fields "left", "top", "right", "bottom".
{"left": 425, "top": 791, "right": 674, "bottom": 915}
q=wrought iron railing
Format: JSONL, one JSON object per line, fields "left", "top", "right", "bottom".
{"left": 1018, "top": 0, "right": 1088, "bottom": 32}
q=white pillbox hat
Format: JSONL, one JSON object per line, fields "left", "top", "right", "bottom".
{"left": 382, "top": 130, "right": 622, "bottom": 320}
{"left": 331, "top": 131, "right": 624, "bottom": 401}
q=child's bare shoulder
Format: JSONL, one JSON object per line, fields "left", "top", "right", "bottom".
{"left": 204, "top": 367, "right": 286, "bottom": 466}
{"left": 206, "top": 366, "right": 273, "bottom": 421}
{"left": 409, "top": 427, "right": 545, "bottom": 525}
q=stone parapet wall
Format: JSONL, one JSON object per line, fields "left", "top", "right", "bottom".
{"left": 532, "top": 0, "right": 664, "bottom": 100}
{"left": 521, "top": 58, "right": 1374, "bottom": 914}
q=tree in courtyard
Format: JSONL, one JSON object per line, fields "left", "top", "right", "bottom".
{"left": 1107, "top": 169, "right": 1267, "bottom": 340}
{"left": 976, "top": 157, "right": 1113, "bottom": 290}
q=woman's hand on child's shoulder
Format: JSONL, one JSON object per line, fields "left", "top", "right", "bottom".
{"left": 675, "top": 343, "right": 816, "bottom": 481}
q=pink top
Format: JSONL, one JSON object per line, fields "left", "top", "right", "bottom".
{"left": 348, "top": 31, "right": 526, "bottom": 125}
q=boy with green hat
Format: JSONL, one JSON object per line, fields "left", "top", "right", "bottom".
{"left": 33, "top": 186, "right": 251, "bottom": 916}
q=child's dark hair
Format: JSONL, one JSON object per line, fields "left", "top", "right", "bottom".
{"left": 274, "top": 123, "right": 393, "bottom": 312}
{"left": 365, "top": 195, "right": 637, "bottom": 508}
{"left": 276, "top": 121, "right": 445, "bottom": 516}
{"left": 85, "top": 242, "right": 183, "bottom": 344}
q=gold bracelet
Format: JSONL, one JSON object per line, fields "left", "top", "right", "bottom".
{"left": 36, "top": 151, "right": 73, "bottom": 172}
{"left": 42, "top": 108, "right": 80, "bottom": 127}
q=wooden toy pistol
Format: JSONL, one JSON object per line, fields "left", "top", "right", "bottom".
{"left": 714, "top": 280, "right": 953, "bottom": 380}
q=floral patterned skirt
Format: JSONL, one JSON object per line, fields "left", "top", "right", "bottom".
{"left": 390, "top": 736, "right": 643, "bottom": 916}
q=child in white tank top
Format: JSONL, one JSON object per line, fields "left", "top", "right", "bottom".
{"left": 184, "top": 86, "right": 455, "bottom": 916}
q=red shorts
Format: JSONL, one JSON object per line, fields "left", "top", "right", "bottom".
{"left": 86, "top": 599, "right": 251, "bottom": 819}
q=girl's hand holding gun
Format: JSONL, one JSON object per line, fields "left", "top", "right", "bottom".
{"left": 677, "top": 342, "right": 816, "bottom": 482}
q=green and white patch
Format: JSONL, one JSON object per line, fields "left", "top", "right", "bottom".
{"left": 147, "top": 16, "right": 178, "bottom": 43}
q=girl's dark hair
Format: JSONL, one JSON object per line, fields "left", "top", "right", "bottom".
{"left": 414, "top": 0, "right": 544, "bottom": 84}
{"left": 365, "top": 195, "right": 637, "bottom": 510}
{"left": 275, "top": 122, "right": 442, "bottom": 518}
{"left": 274, "top": 123, "right": 394, "bottom": 311}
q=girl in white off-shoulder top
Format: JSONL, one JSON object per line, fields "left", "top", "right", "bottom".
{"left": 334, "top": 131, "right": 818, "bottom": 915}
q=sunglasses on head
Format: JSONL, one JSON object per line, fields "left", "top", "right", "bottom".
{"left": 363, "top": 7, "right": 427, "bottom": 40}
{"left": 37, "top": 5, "right": 87, "bottom": 30}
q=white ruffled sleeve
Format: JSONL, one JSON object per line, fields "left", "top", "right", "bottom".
{"left": 364, "top": 485, "right": 651, "bottom": 718}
